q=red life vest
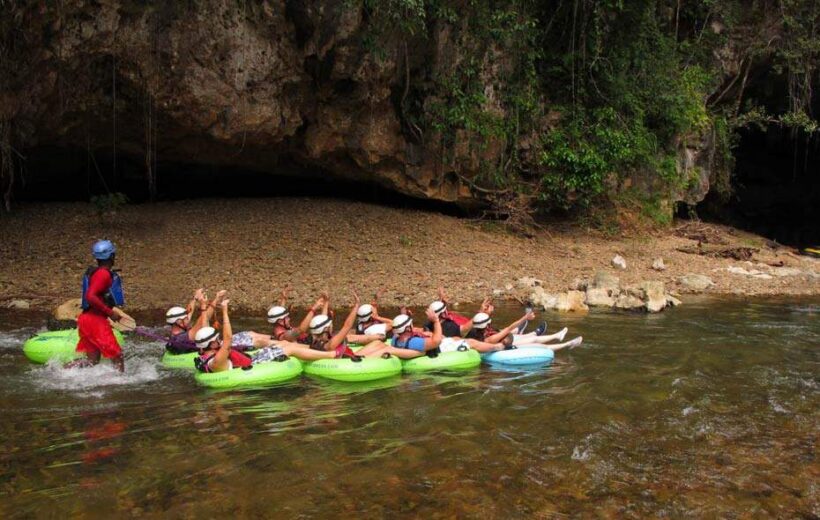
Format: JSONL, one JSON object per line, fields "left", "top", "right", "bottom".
{"left": 273, "top": 324, "right": 309, "bottom": 344}
{"left": 447, "top": 311, "right": 470, "bottom": 326}
{"left": 197, "top": 348, "right": 252, "bottom": 372}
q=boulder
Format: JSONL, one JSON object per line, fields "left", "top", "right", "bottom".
{"left": 641, "top": 280, "right": 668, "bottom": 313}
{"left": 652, "top": 258, "right": 666, "bottom": 271}
{"left": 678, "top": 274, "right": 715, "bottom": 291}
{"left": 6, "top": 299, "right": 31, "bottom": 309}
{"left": 54, "top": 298, "right": 83, "bottom": 321}
{"left": 726, "top": 266, "right": 772, "bottom": 280}
{"left": 591, "top": 271, "right": 620, "bottom": 291}
{"left": 614, "top": 293, "right": 644, "bottom": 310}
{"left": 530, "top": 287, "right": 558, "bottom": 310}
{"left": 666, "top": 295, "right": 683, "bottom": 307}
{"left": 585, "top": 287, "right": 615, "bottom": 307}
{"left": 556, "top": 290, "right": 589, "bottom": 312}
{"left": 611, "top": 255, "right": 627, "bottom": 270}
{"left": 571, "top": 277, "right": 589, "bottom": 291}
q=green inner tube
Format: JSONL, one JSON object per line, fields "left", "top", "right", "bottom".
{"left": 194, "top": 357, "right": 303, "bottom": 389}
{"left": 801, "top": 247, "right": 820, "bottom": 258}
{"left": 162, "top": 349, "right": 261, "bottom": 370}
{"left": 302, "top": 355, "right": 402, "bottom": 382}
{"left": 160, "top": 350, "right": 199, "bottom": 370}
{"left": 401, "top": 348, "right": 482, "bottom": 373}
{"left": 23, "top": 328, "right": 125, "bottom": 364}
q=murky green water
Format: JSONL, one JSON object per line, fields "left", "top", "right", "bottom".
{"left": 1, "top": 298, "right": 818, "bottom": 518}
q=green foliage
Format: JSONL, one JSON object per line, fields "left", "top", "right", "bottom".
{"left": 91, "top": 192, "right": 129, "bottom": 220}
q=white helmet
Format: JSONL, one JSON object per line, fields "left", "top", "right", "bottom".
{"left": 356, "top": 304, "right": 373, "bottom": 323}
{"left": 194, "top": 327, "right": 219, "bottom": 348}
{"left": 165, "top": 306, "right": 188, "bottom": 325}
{"left": 267, "top": 305, "right": 288, "bottom": 324}
{"left": 309, "top": 314, "right": 333, "bottom": 335}
{"left": 472, "top": 312, "right": 491, "bottom": 329}
{"left": 430, "top": 300, "right": 446, "bottom": 315}
{"left": 392, "top": 314, "right": 413, "bottom": 334}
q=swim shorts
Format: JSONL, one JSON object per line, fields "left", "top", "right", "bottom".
{"left": 439, "top": 338, "right": 469, "bottom": 353}
{"left": 250, "top": 346, "right": 286, "bottom": 364}
{"left": 232, "top": 331, "right": 254, "bottom": 349}
{"left": 76, "top": 312, "right": 122, "bottom": 359}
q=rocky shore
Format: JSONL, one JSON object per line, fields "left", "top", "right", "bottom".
{"left": 1, "top": 200, "right": 818, "bottom": 315}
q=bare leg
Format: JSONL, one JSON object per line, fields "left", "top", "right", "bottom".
{"left": 537, "top": 336, "right": 583, "bottom": 352}
{"left": 279, "top": 345, "right": 335, "bottom": 361}
{"left": 249, "top": 332, "right": 273, "bottom": 348}
{"left": 111, "top": 355, "right": 124, "bottom": 373}
{"left": 464, "top": 339, "right": 504, "bottom": 353}
{"left": 64, "top": 350, "right": 101, "bottom": 369}
{"left": 376, "top": 346, "right": 424, "bottom": 360}
{"left": 513, "top": 327, "right": 568, "bottom": 345}
{"left": 355, "top": 340, "right": 390, "bottom": 357}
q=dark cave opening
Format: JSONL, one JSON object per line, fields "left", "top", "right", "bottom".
{"left": 11, "top": 145, "right": 467, "bottom": 217}
{"left": 698, "top": 70, "right": 820, "bottom": 248}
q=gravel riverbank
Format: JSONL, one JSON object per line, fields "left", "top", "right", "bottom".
{"left": 1, "top": 199, "right": 818, "bottom": 313}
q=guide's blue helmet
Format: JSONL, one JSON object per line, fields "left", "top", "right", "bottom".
{"left": 91, "top": 240, "right": 116, "bottom": 260}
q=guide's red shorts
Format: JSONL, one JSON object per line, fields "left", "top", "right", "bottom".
{"left": 76, "top": 312, "right": 122, "bottom": 359}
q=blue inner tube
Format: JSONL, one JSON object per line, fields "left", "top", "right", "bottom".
{"left": 481, "top": 345, "right": 555, "bottom": 366}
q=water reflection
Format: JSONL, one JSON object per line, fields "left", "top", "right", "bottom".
{"left": 0, "top": 297, "right": 817, "bottom": 517}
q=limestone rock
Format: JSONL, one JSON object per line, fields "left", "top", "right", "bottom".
{"left": 614, "top": 293, "right": 644, "bottom": 310}
{"left": 666, "top": 295, "right": 683, "bottom": 307}
{"left": 556, "top": 290, "right": 589, "bottom": 312}
{"left": 571, "top": 277, "right": 589, "bottom": 291}
{"left": 641, "top": 280, "right": 668, "bottom": 313}
{"left": 611, "top": 255, "right": 627, "bottom": 270}
{"left": 54, "top": 298, "right": 83, "bottom": 321}
{"left": 585, "top": 287, "right": 615, "bottom": 307}
{"left": 6, "top": 299, "right": 31, "bottom": 309}
{"left": 530, "top": 287, "right": 558, "bottom": 310}
{"left": 769, "top": 267, "right": 804, "bottom": 277}
{"left": 678, "top": 274, "right": 715, "bottom": 291}
{"left": 652, "top": 258, "right": 666, "bottom": 271}
{"left": 591, "top": 271, "right": 620, "bottom": 291}
{"left": 726, "top": 266, "right": 772, "bottom": 280}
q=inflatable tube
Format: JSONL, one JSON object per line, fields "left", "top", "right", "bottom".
{"left": 800, "top": 247, "right": 820, "bottom": 258}
{"left": 481, "top": 346, "right": 555, "bottom": 366}
{"left": 402, "top": 348, "right": 481, "bottom": 373}
{"left": 160, "top": 350, "right": 199, "bottom": 370}
{"left": 303, "top": 355, "right": 402, "bottom": 382}
{"left": 23, "top": 329, "right": 124, "bottom": 364}
{"left": 162, "top": 349, "right": 261, "bottom": 370}
{"left": 194, "top": 357, "right": 303, "bottom": 389}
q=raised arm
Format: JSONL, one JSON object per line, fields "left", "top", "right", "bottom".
{"left": 485, "top": 311, "right": 535, "bottom": 344}
{"left": 278, "top": 285, "right": 291, "bottom": 307}
{"left": 422, "top": 308, "right": 443, "bottom": 350}
{"left": 438, "top": 286, "right": 449, "bottom": 305}
{"left": 188, "top": 290, "right": 210, "bottom": 340}
{"left": 210, "top": 299, "right": 234, "bottom": 371}
{"left": 320, "top": 291, "right": 330, "bottom": 316}
{"left": 296, "top": 296, "right": 326, "bottom": 336}
{"left": 203, "top": 289, "right": 226, "bottom": 324}
{"left": 371, "top": 305, "right": 393, "bottom": 328}
{"left": 327, "top": 292, "right": 360, "bottom": 350}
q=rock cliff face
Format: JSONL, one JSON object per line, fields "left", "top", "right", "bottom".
{"left": 2, "top": 0, "right": 480, "bottom": 203}
{"left": 0, "top": 1, "right": 778, "bottom": 211}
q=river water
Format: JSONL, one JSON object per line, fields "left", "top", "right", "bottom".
{"left": 1, "top": 297, "right": 817, "bottom": 518}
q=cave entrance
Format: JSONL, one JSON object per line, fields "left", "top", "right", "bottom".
{"left": 701, "top": 124, "right": 820, "bottom": 248}
{"left": 698, "top": 67, "right": 820, "bottom": 247}
{"left": 11, "top": 146, "right": 465, "bottom": 216}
